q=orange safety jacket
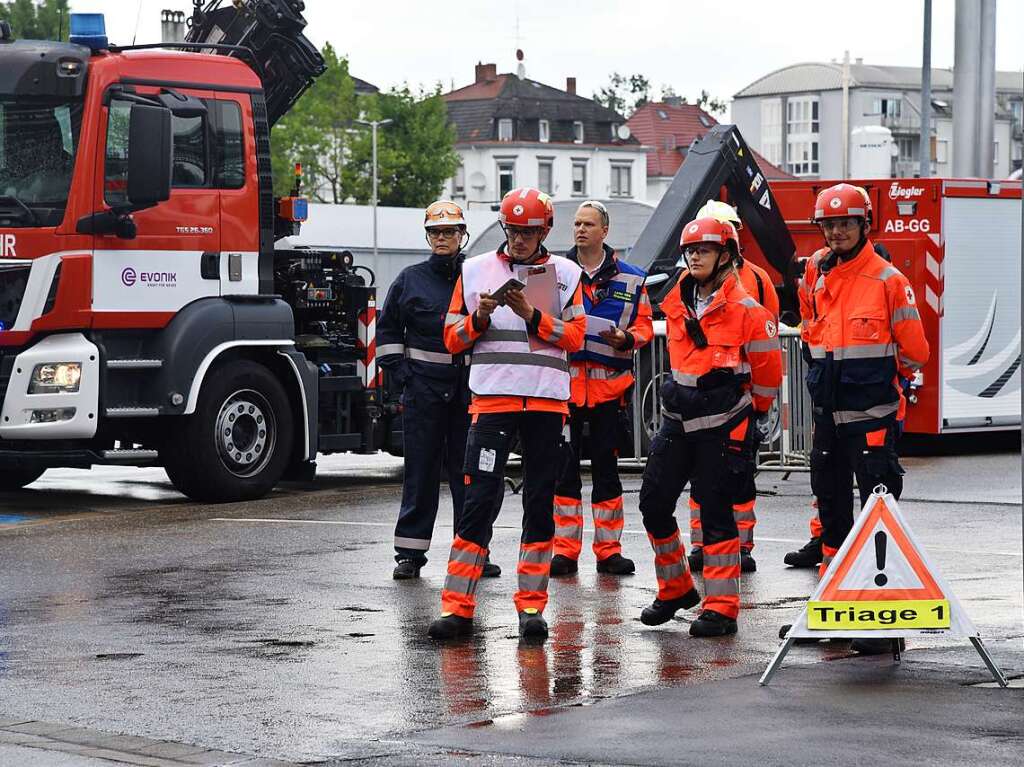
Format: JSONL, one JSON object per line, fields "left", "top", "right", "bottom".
{"left": 798, "top": 239, "right": 929, "bottom": 433}
{"left": 660, "top": 271, "right": 782, "bottom": 433}
{"left": 444, "top": 245, "right": 586, "bottom": 415}
{"left": 567, "top": 247, "right": 654, "bottom": 408}
{"left": 736, "top": 258, "right": 780, "bottom": 321}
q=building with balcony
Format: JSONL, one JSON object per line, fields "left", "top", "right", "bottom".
{"left": 731, "top": 61, "right": 1023, "bottom": 179}
{"left": 441, "top": 63, "right": 649, "bottom": 206}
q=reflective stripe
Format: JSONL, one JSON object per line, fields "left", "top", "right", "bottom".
{"left": 394, "top": 536, "right": 430, "bottom": 551}
{"left": 739, "top": 297, "right": 758, "bottom": 308}
{"left": 662, "top": 408, "right": 682, "bottom": 421}
{"left": 555, "top": 526, "right": 582, "bottom": 540}
{"left": 587, "top": 367, "right": 630, "bottom": 380}
{"left": 519, "top": 547, "right": 551, "bottom": 565}
{"left": 681, "top": 392, "right": 752, "bottom": 433}
{"left": 891, "top": 306, "right": 920, "bottom": 323}
{"left": 481, "top": 329, "right": 530, "bottom": 343}
{"left": 751, "top": 383, "right": 777, "bottom": 397}
{"left": 472, "top": 352, "right": 569, "bottom": 372}
{"left": 899, "top": 354, "right": 925, "bottom": 370}
{"left": 704, "top": 577, "right": 740, "bottom": 596}
{"left": 734, "top": 510, "right": 756, "bottom": 523}
{"left": 407, "top": 347, "right": 453, "bottom": 364}
{"left": 738, "top": 528, "right": 753, "bottom": 544}
{"left": 833, "top": 401, "right": 900, "bottom": 425}
{"left": 518, "top": 574, "right": 548, "bottom": 592}
{"left": 832, "top": 343, "right": 895, "bottom": 360}
{"left": 650, "top": 537, "right": 680, "bottom": 556}
{"left": 594, "top": 526, "right": 621, "bottom": 542}
{"left": 672, "top": 370, "right": 700, "bottom": 386}
{"left": 563, "top": 303, "right": 586, "bottom": 320}
{"left": 639, "top": 293, "right": 651, "bottom": 306}
{"left": 445, "top": 312, "right": 464, "bottom": 326}
{"left": 548, "top": 318, "right": 566, "bottom": 343}
{"left": 655, "top": 560, "right": 687, "bottom": 581}
{"left": 456, "top": 325, "right": 472, "bottom": 345}
{"left": 451, "top": 546, "right": 484, "bottom": 566}
{"left": 443, "top": 574, "right": 478, "bottom": 595}
{"left": 702, "top": 553, "right": 740, "bottom": 569}
{"left": 746, "top": 339, "right": 779, "bottom": 354}
{"left": 378, "top": 343, "right": 406, "bottom": 357}
{"left": 592, "top": 506, "right": 622, "bottom": 522}
{"left": 878, "top": 265, "right": 899, "bottom": 280}
{"left": 808, "top": 344, "right": 826, "bottom": 359}
{"left": 814, "top": 275, "right": 825, "bottom": 291}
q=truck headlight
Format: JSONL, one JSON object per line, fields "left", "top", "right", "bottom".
{"left": 29, "top": 362, "right": 82, "bottom": 393}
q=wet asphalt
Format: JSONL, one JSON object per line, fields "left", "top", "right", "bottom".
{"left": 0, "top": 448, "right": 1020, "bottom": 765}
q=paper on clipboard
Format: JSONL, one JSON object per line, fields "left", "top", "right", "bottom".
{"left": 514, "top": 263, "right": 560, "bottom": 316}
{"left": 585, "top": 315, "right": 617, "bottom": 336}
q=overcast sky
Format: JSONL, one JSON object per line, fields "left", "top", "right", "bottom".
{"left": 76, "top": 0, "right": 1023, "bottom": 117}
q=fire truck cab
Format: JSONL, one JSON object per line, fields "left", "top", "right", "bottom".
{"left": 0, "top": 8, "right": 386, "bottom": 501}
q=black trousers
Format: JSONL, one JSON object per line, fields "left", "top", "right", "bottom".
{"left": 394, "top": 384, "right": 469, "bottom": 563}
{"left": 638, "top": 418, "right": 738, "bottom": 546}
{"left": 458, "top": 411, "right": 565, "bottom": 548}
{"left": 556, "top": 399, "right": 623, "bottom": 504}
{"left": 810, "top": 416, "right": 904, "bottom": 551}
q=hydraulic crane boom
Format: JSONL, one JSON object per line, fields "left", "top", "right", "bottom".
{"left": 628, "top": 125, "right": 799, "bottom": 318}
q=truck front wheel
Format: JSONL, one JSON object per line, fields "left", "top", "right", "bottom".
{"left": 0, "top": 467, "right": 46, "bottom": 491}
{"left": 162, "top": 361, "right": 294, "bottom": 503}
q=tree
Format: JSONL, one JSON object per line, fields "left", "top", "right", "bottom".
{"left": 593, "top": 72, "right": 651, "bottom": 117}
{"left": 2, "top": 0, "right": 70, "bottom": 41}
{"left": 682, "top": 89, "right": 728, "bottom": 116}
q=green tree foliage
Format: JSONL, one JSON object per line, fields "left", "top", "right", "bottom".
{"left": 271, "top": 44, "right": 459, "bottom": 207}
{"left": 593, "top": 73, "right": 651, "bottom": 117}
{"left": 2, "top": 0, "right": 71, "bottom": 41}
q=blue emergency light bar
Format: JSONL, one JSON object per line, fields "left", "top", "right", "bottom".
{"left": 69, "top": 13, "right": 107, "bottom": 52}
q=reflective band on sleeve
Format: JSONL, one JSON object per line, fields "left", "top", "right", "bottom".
{"left": 832, "top": 401, "right": 900, "bottom": 425}
{"left": 672, "top": 370, "right": 700, "bottom": 386}
{"left": 898, "top": 354, "right": 925, "bottom": 370}
{"left": 588, "top": 367, "right": 630, "bottom": 380}
{"left": 377, "top": 344, "right": 406, "bottom": 358}
{"left": 471, "top": 352, "right": 569, "bottom": 372}
{"left": 407, "top": 348, "right": 454, "bottom": 364}
{"left": 891, "top": 306, "right": 921, "bottom": 323}
{"left": 456, "top": 325, "right": 473, "bottom": 345}
{"left": 548, "top": 318, "right": 565, "bottom": 343}
{"left": 832, "top": 343, "right": 895, "bottom": 360}
{"left": 394, "top": 536, "right": 431, "bottom": 550}
{"left": 445, "top": 312, "right": 464, "bottom": 326}
{"left": 878, "top": 265, "right": 899, "bottom": 280}
{"left": 481, "top": 329, "right": 530, "bottom": 344}
{"left": 746, "top": 339, "right": 780, "bottom": 353}
{"left": 739, "top": 297, "right": 758, "bottom": 308}
{"left": 751, "top": 383, "right": 777, "bottom": 397}
{"left": 563, "top": 303, "right": 586, "bottom": 320}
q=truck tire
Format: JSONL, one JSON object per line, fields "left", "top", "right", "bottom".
{"left": 162, "top": 361, "right": 294, "bottom": 503}
{"left": 0, "top": 467, "right": 46, "bottom": 490}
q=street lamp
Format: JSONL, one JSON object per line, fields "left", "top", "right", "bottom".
{"left": 353, "top": 118, "right": 393, "bottom": 283}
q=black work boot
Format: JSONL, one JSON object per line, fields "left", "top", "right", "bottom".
{"left": 596, "top": 553, "right": 635, "bottom": 575}
{"left": 851, "top": 637, "right": 905, "bottom": 655}
{"left": 640, "top": 588, "right": 701, "bottom": 626}
{"left": 740, "top": 550, "right": 757, "bottom": 573}
{"left": 784, "top": 537, "right": 823, "bottom": 568}
{"left": 689, "top": 609, "right": 738, "bottom": 637}
{"left": 427, "top": 614, "right": 473, "bottom": 640}
{"left": 687, "top": 547, "right": 704, "bottom": 572}
{"left": 518, "top": 609, "right": 548, "bottom": 640}
{"left": 549, "top": 554, "right": 578, "bottom": 577}
{"left": 482, "top": 557, "right": 501, "bottom": 578}
{"left": 392, "top": 558, "right": 423, "bottom": 580}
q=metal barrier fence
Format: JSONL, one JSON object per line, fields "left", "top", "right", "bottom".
{"left": 630, "top": 324, "right": 813, "bottom": 470}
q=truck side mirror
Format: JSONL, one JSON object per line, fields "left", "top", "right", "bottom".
{"left": 126, "top": 104, "right": 172, "bottom": 208}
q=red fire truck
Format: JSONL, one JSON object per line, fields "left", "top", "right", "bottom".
{"left": 0, "top": 2, "right": 393, "bottom": 500}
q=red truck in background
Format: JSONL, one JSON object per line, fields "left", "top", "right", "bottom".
{"left": 0, "top": 2, "right": 393, "bottom": 501}
{"left": 738, "top": 178, "right": 1021, "bottom": 436}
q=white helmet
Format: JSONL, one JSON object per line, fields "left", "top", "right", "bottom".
{"left": 696, "top": 199, "right": 742, "bottom": 230}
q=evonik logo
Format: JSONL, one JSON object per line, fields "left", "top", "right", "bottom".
{"left": 121, "top": 267, "right": 176, "bottom": 288}
{"left": 889, "top": 182, "right": 925, "bottom": 200}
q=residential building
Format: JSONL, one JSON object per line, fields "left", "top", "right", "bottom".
{"left": 442, "top": 63, "right": 648, "bottom": 206}
{"left": 731, "top": 61, "right": 1023, "bottom": 179}
{"left": 627, "top": 98, "right": 791, "bottom": 203}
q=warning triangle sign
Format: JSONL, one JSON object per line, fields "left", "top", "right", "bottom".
{"left": 785, "top": 491, "right": 979, "bottom": 639}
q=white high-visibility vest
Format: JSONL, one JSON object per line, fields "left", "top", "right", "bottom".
{"left": 462, "top": 250, "right": 582, "bottom": 400}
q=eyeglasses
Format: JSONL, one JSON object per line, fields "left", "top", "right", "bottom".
{"left": 506, "top": 226, "right": 543, "bottom": 241}
{"left": 819, "top": 217, "right": 860, "bottom": 232}
{"left": 427, "top": 227, "right": 462, "bottom": 239}
{"left": 683, "top": 244, "right": 721, "bottom": 259}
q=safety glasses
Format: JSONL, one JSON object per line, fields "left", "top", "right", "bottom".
{"left": 426, "top": 227, "right": 462, "bottom": 239}
{"left": 818, "top": 217, "right": 859, "bottom": 232}
{"left": 506, "top": 226, "right": 543, "bottom": 241}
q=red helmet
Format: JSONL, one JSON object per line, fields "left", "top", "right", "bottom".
{"left": 679, "top": 216, "right": 739, "bottom": 252}
{"left": 499, "top": 187, "right": 554, "bottom": 234}
{"left": 812, "top": 183, "right": 870, "bottom": 223}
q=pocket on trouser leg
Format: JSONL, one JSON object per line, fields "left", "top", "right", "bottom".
{"left": 463, "top": 427, "right": 511, "bottom": 479}
{"left": 809, "top": 448, "right": 832, "bottom": 502}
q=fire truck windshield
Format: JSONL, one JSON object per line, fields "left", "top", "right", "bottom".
{"left": 0, "top": 96, "right": 83, "bottom": 227}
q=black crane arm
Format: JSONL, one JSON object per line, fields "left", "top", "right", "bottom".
{"left": 628, "top": 124, "right": 799, "bottom": 318}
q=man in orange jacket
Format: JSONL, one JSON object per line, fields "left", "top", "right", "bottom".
{"left": 794, "top": 182, "right": 929, "bottom": 654}
{"left": 551, "top": 200, "right": 653, "bottom": 577}
{"left": 637, "top": 217, "right": 782, "bottom": 637}
{"left": 684, "top": 200, "right": 779, "bottom": 576}
{"left": 427, "top": 187, "right": 586, "bottom": 642}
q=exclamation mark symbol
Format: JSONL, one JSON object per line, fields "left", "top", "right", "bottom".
{"left": 874, "top": 531, "right": 888, "bottom": 586}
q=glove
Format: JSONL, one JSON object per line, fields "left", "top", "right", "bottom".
{"left": 753, "top": 411, "right": 772, "bottom": 444}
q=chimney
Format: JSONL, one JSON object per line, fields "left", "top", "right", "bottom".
{"left": 855, "top": 57, "right": 863, "bottom": 65}
{"left": 566, "top": 77, "right": 576, "bottom": 95}
{"left": 160, "top": 9, "right": 185, "bottom": 43}
{"left": 475, "top": 62, "right": 497, "bottom": 84}
{"left": 664, "top": 95, "right": 683, "bottom": 107}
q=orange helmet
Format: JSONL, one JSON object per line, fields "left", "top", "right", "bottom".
{"left": 812, "top": 183, "right": 870, "bottom": 223}
{"left": 679, "top": 216, "right": 739, "bottom": 252}
{"left": 424, "top": 200, "right": 467, "bottom": 229}
{"left": 499, "top": 187, "right": 554, "bottom": 234}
